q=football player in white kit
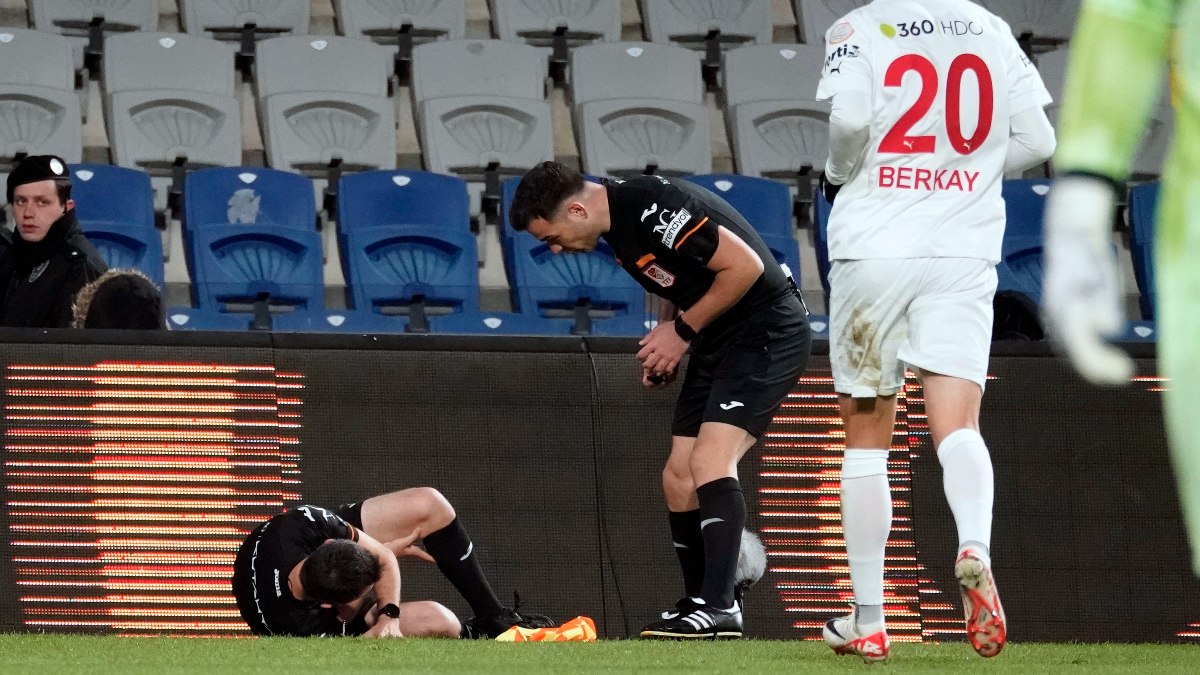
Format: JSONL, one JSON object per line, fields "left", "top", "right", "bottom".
{"left": 816, "top": 0, "right": 1057, "bottom": 662}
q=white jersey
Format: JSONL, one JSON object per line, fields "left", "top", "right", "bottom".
{"left": 816, "top": 0, "right": 1051, "bottom": 262}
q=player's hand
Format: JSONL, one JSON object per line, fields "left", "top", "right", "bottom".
{"left": 364, "top": 615, "right": 403, "bottom": 638}
{"left": 1043, "top": 175, "right": 1133, "bottom": 385}
{"left": 636, "top": 321, "right": 689, "bottom": 379}
{"left": 384, "top": 529, "right": 435, "bottom": 563}
{"left": 820, "top": 173, "right": 843, "bottom": 205}
{"left": 642, "top": 366, "right": 677, "bottom": 388}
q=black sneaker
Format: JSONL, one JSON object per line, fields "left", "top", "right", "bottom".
{"left": 639, "top": 597, "right": 743, "bottom": 640}
{"left": 463, "top": 593, "right": 555, "bottom": 639}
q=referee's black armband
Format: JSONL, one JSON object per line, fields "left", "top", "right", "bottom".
{"left": 674, "top": 315, "right": 699, "bottom": 342}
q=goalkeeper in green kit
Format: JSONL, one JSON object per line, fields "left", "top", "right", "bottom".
{"left": 1043, "top": 0, "right": 1200, "bottom": 573}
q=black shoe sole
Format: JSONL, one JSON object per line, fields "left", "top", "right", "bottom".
{"left": 639, "top": 630, "right": 743, "bottom": 640}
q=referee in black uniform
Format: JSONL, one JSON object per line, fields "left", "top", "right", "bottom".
{"left": 510, "top": 161, "right": 811, "bottom": 639}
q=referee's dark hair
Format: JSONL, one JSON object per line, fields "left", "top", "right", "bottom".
{"left": 300, "top": 540, "right": 381, "bottom": 605}
{"left": 509, "top": 160, "right": 585, "bottom": 231}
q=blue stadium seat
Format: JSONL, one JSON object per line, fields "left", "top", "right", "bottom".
{"left": 166, "top": 307, "right": 262, "bottom": 331}
{"left": 270, "top": 308, "right": 409, "bottom": 334}
{"left": 503, "top": 220, "right": 645, "bottom": 322}
{"left": 340, "top": 224, "right": 480, "bottom": 328}
{"left": 184, "top": 167, "right": 316, "bottom": 232}
{"left": 428, "top": 311, "right": 573, "bottom": 335}
{"left": 683, "top": 174, "right": 801, "bottom": 279}
{"left": 69, "top": 163, "right": 164, "bottom": 287}
{"left": 337, "top": 169, "right": 471, "bottom": 232}
{"left": 1128, "top": 181, "right": 1159, "bottom": 320}
{"left": 188, "top": 226, "right": 324, "bottom": 313}
{"left": 997, "top": 179, "right": 1051, "bottom": 306}
{"left": 812, "top": 186, "right": 833, "bottom": 295}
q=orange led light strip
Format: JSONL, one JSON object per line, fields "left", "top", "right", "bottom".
{"left": 4, "top": 361, "right": 304, "bottom": 636}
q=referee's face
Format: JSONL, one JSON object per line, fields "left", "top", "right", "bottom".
{"left": 527, "top": 203, "right": 599, "bottom": 254}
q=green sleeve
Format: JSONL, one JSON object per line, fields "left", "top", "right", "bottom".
{"left": 1053, "top": 0, "right": 1178, "bottom": 180}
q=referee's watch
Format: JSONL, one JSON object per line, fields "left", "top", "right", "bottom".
{"left": 674, "top": 315, "right": 699, "bottom": 342}
{"left": 378, "top": 603, "right": 401, "bottom": 620}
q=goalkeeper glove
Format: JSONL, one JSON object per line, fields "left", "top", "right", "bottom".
{"left": 1042, "top": 174, "right": 1133, "bottom": 385}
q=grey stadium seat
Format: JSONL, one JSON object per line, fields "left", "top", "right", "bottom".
{"left": 793, "top": 0, "right": 870, "bottom": 45}
{"left": 570, "top": 41, "right": 711, "bottom": 176}
{"left": 722, "top": 43, "right": 829, "bottom": 178}
{"left": 103, "top": 33, "right": 241, "bottom": 172}
{"left": 411, "top": 39, "right": 553, "bottom": 180}
{"left": 975, "top": 0, "right": 1081, "bottom": 44}
{"left": 1038, "top": 47, "right": 1171, "bottom": 179}
{"left": 255, "top": 35, "right": 397, "bottom": 174}
{"left": 28, "top": 0, "right": 159, "bottom": 70}
{"left": 640, "top": 0, "right": 772, "bottom": 48}
{"left": 0, "top": 28, "right": 82, "bottom": 166}
{"left": 179, "top": 0, "right": 311, "bottom": 40}
{"left": 489, "top": 0, "right": 620, "bottom": 46}
{"left": 334, "top": 0, "right": 465, "bottom": 43}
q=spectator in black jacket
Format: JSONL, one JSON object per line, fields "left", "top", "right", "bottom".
{"left": 1, "top": 155, "right": 107, "bottom": 327}
{"left": 71, "top": 268, "right": 167, "bottom": 330}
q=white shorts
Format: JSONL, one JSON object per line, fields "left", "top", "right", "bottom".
{"left": 829, "top": 258, "right": 997, "bottom": 397}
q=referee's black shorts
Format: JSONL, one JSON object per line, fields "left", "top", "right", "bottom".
{"left": 671, "top": 296, "right": 811, "bottom": 439}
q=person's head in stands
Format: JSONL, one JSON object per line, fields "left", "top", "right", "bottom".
{"left": 71, "top": 268, "right": 167, "bottom": 330}
{"left": 509, "top": 161, "right": 608, "bottom": 253}
{"left": 300, "top": 539, "right": 381, "bottom": 607}
{"left": 7, "top": 155, "right": 73, "bottom": 244}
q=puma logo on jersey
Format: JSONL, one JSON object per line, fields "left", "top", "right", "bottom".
{"left": 640, "top": 203, "right": 658, "bottom": 222}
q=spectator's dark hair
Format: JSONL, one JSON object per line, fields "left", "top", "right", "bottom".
{"left": 72, "top": 269, "right": 166, "bottom": 330}
{"left": 300, "top": 540, "right": 381, "bottom": 606}
{"left": 509, "top": 161, "right": 586, "bottom": 231}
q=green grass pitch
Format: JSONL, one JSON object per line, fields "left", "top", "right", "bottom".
{"left": 2, "top": 635, "right": 1200, "bottom": 674}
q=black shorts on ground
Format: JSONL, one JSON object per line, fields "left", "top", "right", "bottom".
{"left": 333, "top": 501, "right": 365, "bottom": 530}
{"left": 672, "top": 295, "right": 811, "bottom": 439}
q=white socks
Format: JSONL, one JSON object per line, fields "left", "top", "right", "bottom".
{"left": 841, "top": 448, "right": 891, "bottom": 629}
{"left": 938, "top": 428, "right": 994, "bottom": 566}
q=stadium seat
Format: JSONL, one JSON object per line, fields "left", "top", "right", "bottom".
{"left": 410, "top": 40, "right": 553, "bottom": 184}
{"left": 184, "top": 167, "right": 317, "bottom": 233}
{"left": 812, "top": 186, "right": 833, "bottom": 295}
{"left": 428, "top": 311, "right": 573, "bottom": 335}
{"left": 179, "top": 0, "right": 310, "bottom": 41}
{"left": 255, "top": 35, "right": 397, "bottom": 175}
{"left": 335, "top": 170, "right": 476, "bottom": 327}
{"left": 975, "top": 0, "right": 1081, "bottom": 45}
{"left": 186, "top": 219, "right": 324, "bottom": 314}
{"left": 0, "top": 28, "right": 83, "bottom": 166}
{"left": 640, "top": 0, "right": 772, "bottom": 49}
{"left": 997, "top": 178, "right": 1051, "bottom": 306}
{"left": 28, "top": 0, "right": 158, "bottom": 71}
{"left": 1128, "top": 181, "right": 1159, "bottom": 321}
{"left": 166, "top": 306, "right": 264, "bottom": 331}
{"left": 69, "top": 163, "right": 164, "bottom": 287}
{"left": 570, "top": 42, "right": 711, "bottom": 177}
{"left": 503, "top": 217, "right": 645, "bottom": 325}
{"left": 340, "top": 223, "right": 480, "bottom": 330}
{"left": 793, "top": 0, "right": 870, "bottom": 45}
{"left": 270, "top": 307, "right": 409, "bottom": 333}
{"left": 721, "top": 43, "right": 829, "bottom": 179}
{"left": 489, "top": 0, "right": 620, "bottom": 46}
{"left": 103, "top": 33, "right": 241, "bottom": 175}
{"left": 683, "top": 174, "right": 802, "bottom": 279}
{"left": 1039, "top": 47, "right": 1171, "bottom": 179}
{"left": 334, "top": 0, "right": 465, "bottom": 44}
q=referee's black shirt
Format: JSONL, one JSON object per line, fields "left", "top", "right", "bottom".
{"left": 601, "top": 176, "right": 803, "bottom": 348}
{"left": 230, "top": 506, "right": 361, "bottom": 636}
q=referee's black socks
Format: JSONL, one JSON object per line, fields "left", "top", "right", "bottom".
{"left": 696, "top": 477, "right": 746, "bottom": 610}
{"left": 422, "top": 517, "right": 505, "bottom": 618}
{"left": 668, "top": 509, "right": 705, "bottom": 598}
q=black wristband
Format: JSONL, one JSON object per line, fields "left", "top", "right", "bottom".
{"left": 674, "top": 315, "right": 699, "bottom": 342}
{"left": 378, "top": 603, "right": 401, "bottom": 619}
